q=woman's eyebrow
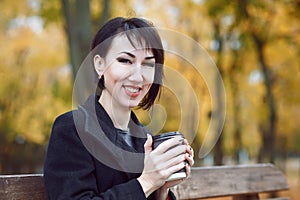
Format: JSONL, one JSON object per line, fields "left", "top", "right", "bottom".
{"left": 119, "top": 52, "right": 135, "bottom": 58}
{"left": 119, "top": 52, "right": 155, "bottom": 60}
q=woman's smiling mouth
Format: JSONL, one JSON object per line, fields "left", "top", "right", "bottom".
{"left": 123, "top": 85, "right": 142, "bottom": 98}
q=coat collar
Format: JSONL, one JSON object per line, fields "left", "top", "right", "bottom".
{"left": 73, "top": 94, "right": 148, "bottom": 173}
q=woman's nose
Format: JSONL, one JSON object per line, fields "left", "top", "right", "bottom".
{"left": 128, "top": 66, "right": 143, "bottom": 82}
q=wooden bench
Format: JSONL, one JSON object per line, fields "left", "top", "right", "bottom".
{"left": 0, "top": 163, "right": 289, "bottom": 200}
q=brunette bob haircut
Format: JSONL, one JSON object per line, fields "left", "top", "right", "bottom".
{"left": 91, "top": 17, "right": 164, "bottom": 110}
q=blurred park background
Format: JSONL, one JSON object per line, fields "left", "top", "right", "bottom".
{"left": 0, "top": 0, "right": 300, "bottom": 199}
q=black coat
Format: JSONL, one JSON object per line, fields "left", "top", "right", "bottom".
{"left": 44, "top": 95, "right": 176, "bottom": 200}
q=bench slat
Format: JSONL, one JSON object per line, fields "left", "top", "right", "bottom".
{"left": 172, "top": 163, "right": 289, "bottom": 199}
{"left": 0, "top": 164, "right": 289, "bottom": 200}
{"left": 0, "top": 174, "right": 46, "bottom": 200}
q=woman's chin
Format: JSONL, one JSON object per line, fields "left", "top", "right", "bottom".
{"left": 127, "top": 103, "right": 140, "bottom": 109}
{"left": 125, "top": 100, "right": 141, "bottom": 109}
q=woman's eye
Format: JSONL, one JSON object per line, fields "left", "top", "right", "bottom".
{"left": 143, "top": 63, "right": 155, "bottom": 68}
{"left": 117, "top": 58, "right": 132, "bottom": 64}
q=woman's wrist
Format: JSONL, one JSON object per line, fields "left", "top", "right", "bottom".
{"left": 155, "top": 187, "right": 169, "bottom": 200}
{"left": 137, "top": 177, "right": 156, "bottom": 197}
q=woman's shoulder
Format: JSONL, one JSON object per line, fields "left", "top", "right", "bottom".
{"left": 50, "top": 109, "right": 87, "bottom": 140}
{"left": 53, "top": 110, "right": 76, "bottom": 128}
{"left": 48, "top": 110, "right": 86, "bottom": 148}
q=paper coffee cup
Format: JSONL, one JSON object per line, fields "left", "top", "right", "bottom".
{"left": 152, "top": 131, "right": 187, "bottom": 181}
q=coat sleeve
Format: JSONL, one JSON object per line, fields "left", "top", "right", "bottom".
{"left": 147, "top": 190, "right": 177, "bottom": 200}
{"left": 43, "top": 113, "right": 147, "bottom": 200}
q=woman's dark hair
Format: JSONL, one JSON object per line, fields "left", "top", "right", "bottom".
{"left": 91, "top": 17, "right": 164, "bottom": 110}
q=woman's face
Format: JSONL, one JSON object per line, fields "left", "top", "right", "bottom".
{"left": 95, "top": 34, "right": 156, "bottom": 109}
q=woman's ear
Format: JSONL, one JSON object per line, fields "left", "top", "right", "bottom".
{"left": 94, "top": 54, "right": 105, "bottom": 78}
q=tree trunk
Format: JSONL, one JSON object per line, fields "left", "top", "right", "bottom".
{"left": 212, "top": 21, "right": 224, "bottom": 165}
{"left": 61, "top": 0, "right": 112, "bottom": 103}
{"left": 99, "top": 0, "right": 111, "bottom": 27}
{"left": 61, "top": 0, "right": 93, "bottom": 103}
{"left": 252, "top": 35, "right": 277, "bottom": 164}
{"left": 61, "top": 0, "right": 93, "bottom": 79}
{"left": 228, "top": 50, "right": 242, "bottom": 164}
{"left": 237, "top": 0, "right": 277, "bottom": 164}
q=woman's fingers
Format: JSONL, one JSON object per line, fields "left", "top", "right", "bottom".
{"left": 186, "top": 144, "right": 194, "bottom": 157}
{"left": 153, "top": 137, "right": 183, "bottom": 154}
{"left": 152, "top": 138, "right": 194, "bottom": 171}
{"left": 160, "top": 161, "right": 186, "bottom": 179}
{"left": 184, "top": 160, "right": 192, "bottom": 178}
{"left": 144, "top": 134, "right": 153, "bottom": 154}
{"left": 162, "top": 144, "right": 186, "bottom": 158}
{"left": 185, "top": 146, "right": 194, "bottom": 166}
{"left": 158, "top": 153, "right": 186, "bottom": 170}
{"left": 141, "top": 136, "right": 195, "bottom": 190}
{"left": 183, "top": 139, "right": 194, "bottom": 156}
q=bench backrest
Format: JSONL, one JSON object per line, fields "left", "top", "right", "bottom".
{"left": 172, "top": 163, "right": 289, "bottom": 199}
{"left": 0, "top": 163, "right": 289, "bottom": 200}
{"left": 0, "top": 174, "right": 46, "bottom": 200}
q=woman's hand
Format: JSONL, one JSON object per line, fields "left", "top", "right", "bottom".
{"left": 155, "top": 138, "right": 194, "bottom": 199}
{"left": 137, "top": 134, "right": 194, "bottom": 198}
{"left": 183, "top": 138, "right": 194, "bottom": 178}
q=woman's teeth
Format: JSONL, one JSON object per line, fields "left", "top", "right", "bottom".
{"left": 125, "top": 87, "right": 139, "bottom": 93}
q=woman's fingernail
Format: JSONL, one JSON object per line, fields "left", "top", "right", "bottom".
{"left": 178, "top": 138, "right": 184, "bottom": 143}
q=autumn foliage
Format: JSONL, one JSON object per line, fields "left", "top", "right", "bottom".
{"left": 0, "top": 0, "right": 299, "bottom": 178}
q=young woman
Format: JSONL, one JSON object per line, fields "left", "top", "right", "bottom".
{"left": 44, "top": 17, "right": 194, "bottom": 200}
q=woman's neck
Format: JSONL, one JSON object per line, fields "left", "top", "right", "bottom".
{"left": 98, "top": 91, "right": 131, "bottom": 130}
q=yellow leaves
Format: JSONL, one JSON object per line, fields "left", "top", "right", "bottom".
{"left": 0, "top": 0, "right": 299, "bottom": 157}
{"left": 0, "top": 64, "right": 72, "bottom": 144}
{"left": 26, "top": 24, "right": 67, "bottom": 71}
{"left": 0, "top": 16, "right": 70, "bottom": 145}
{"left": 14, "top": 91, "right": 67, "bottom": 144}
{"left": 3, "top": 24, "right": 67, "bottom": 72}
{"left": 0, "top": 0, "right": 31, "bottom": 27}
